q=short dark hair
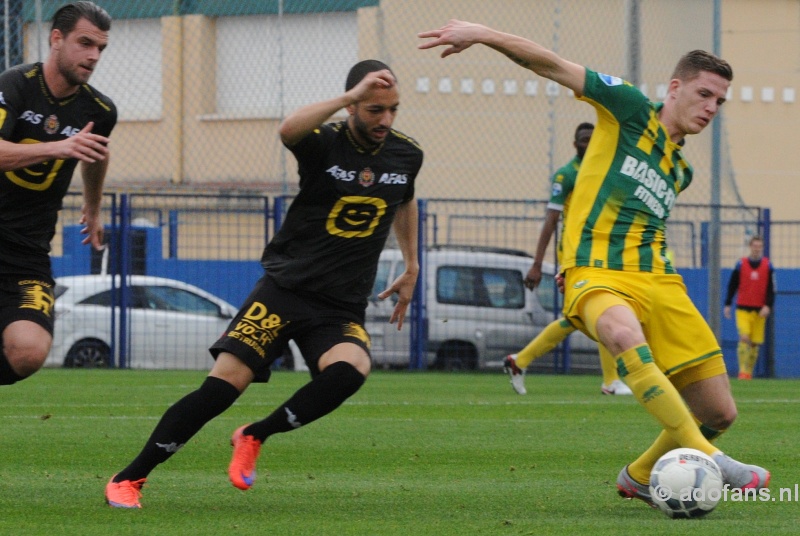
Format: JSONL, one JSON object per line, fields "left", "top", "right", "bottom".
{"left": 671, "top": 50, "right": 732, "bottom": 82}
{"left": 345, "top": 59, "right": 394, "bottom": 91}
{"left": 749, "top": 235, "right": 763, "bottom": 245}
{"left": 51, "top": 1, "right": 111, "bottom": 38}
{"left": 574, "top": 122, "right": 594, "bottom": 140}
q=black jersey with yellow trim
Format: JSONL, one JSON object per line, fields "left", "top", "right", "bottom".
{"left": 0, "top": 62, "right": 117, "bottom": 277}
{"left": 263, "top": 120, "right": 423, "bottom": 307}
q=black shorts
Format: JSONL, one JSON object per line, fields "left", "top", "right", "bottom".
{"left": 0, "top": 277, "right": 56, "bottom": 335}
{"left": 210, "top": 275, "right": 371, "bottom": 382}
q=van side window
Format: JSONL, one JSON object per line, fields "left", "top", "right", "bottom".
{"left": 370, "top": 260, "right": 393, "bottom": 301}
{"left": 437, "top": 266, "right": 524, "bottom": 309}
{"left": 482, "top": 270, "right": 525, "bottom": 308}
{"left": 537, "top": 274, "right": 559, "bottom": 313}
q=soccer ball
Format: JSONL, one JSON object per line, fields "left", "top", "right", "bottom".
{"left": 649, "top": 448, "right": 724, "bottom": 519}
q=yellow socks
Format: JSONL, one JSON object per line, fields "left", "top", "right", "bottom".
{"left": 516, "top": 318, "right": 575, "bottom": 368}
{"left": 617, "top": 345, "right": 719, "bottom": 464}
{"left": 749, "top": 345, "right": 760, "bottom": 373}
{"left": 737, "top": 342, "right": 759, "bottom": 378}
{"left": 627, "top": 421, "right": 725, "bottom": 484}
{"left": 738, "top": 341, "right": 751, "bottom": 377}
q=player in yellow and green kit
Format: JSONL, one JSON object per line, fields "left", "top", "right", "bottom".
{"left": 503, "top": 122, "right": 632, "bottom": 396}
{"left": 420, "top": 19, "right": 770, "bottom": 505}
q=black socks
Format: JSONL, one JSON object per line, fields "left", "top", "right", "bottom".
{"left": 114, "top": 362, "right": 366, "bottom": 483}
{"left": 245, "top": 361, "right": 366, "bottom": 441}
{"left": 115, "top": 376, "right": 240, "bottom": 482}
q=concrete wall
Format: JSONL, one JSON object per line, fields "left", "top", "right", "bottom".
{"left": 73, "top": 1, "right": 800, "bottom": 221}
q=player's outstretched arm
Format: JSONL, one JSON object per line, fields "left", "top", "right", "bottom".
{"left": 418, "top": 19, "right": 586, "bottom": 96}
{"left": 0, "top": 122, "right": 109, "bottom": 171}
{"left": 279, "top": 69, "right": 396, "bottom": 147}
{"left": 378, "top": 200, "right": 419, "bottom": 330}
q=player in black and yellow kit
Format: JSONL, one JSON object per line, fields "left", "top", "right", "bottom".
{"left": 106, "top": 60, "right": 423, "bottom": 508}
{"left": 420, "top": 20, "right": 769, "bottom": 505}
{"left": 0, "top": 2, "right": 115, "bottom": 386}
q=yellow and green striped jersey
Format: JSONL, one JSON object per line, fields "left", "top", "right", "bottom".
{"left": 547, "top": 155, "right": 580, "bottom": 265}
{"left": 560, "top": 68, "right": 687, "bottom": 274}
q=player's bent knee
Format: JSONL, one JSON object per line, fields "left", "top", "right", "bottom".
{"left": 325, "top": 361, "right": 367, "bottom": 397}
{"left": 720, "top": 406, "right": 738, "bottom": 429}
{"left": 209, "top": 352, "right": 255, "bottom": 393}
{"left": 703, "top": 404, "right": 737, "bottom": 431}
{"left": 13, "top": 358, "right": 45, "bottom": 378}
{"left": 3, "top": 324, "right": 52, "bottom": 378}
{"left": 4, "top": 346, "right": 49, "bottom": 377}
{"left": 334, "top": 354, "right": 371, "bottom": 378}
{"left": 592, "top": 309, "right": 646, "bottom": 355}
{"left": 352, "top": 353, "right": 372, "bottom": 377}
{"left": 320, "top": 342, "right": 371, "bottom": 377}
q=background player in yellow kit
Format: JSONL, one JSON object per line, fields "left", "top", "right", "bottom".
{"left": 503, "top": 122, "right": 631, "bottom": 396}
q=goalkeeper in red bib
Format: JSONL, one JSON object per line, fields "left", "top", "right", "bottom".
{"left": 724, "top": 236, "right": 775, "bottom": 380}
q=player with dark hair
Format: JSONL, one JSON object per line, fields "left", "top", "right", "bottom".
{"left": 504, "top": 122, "right": 632, "bottom": 396}
{"left": 105, "top": 59, "right": 423, "bottom": 508}
{"left": 419, "top": 21, "right": 769, "bottom": 506}
{"left": 724, "top": 235, "right": 775, "bottom": 379}
{"left": 51, "top": 1, "right": 111, "bottom": 41}
{"left": 0, "top": 1, "right": 115, "bottom": 386}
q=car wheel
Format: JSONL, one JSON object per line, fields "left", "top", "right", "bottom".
{"left": 64, "top": 339, "right": 111, "bottom": 368}
{"left": 434, "top": 342, "right": 478, "bottom": 371}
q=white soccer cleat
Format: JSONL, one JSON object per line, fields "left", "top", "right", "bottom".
{"left": 601, "top": 379, "right": 633, "bottom": 396}
{"left": 712, "top": 452, "right": 771, "bottom": 491}
{"left": 503, "top": 354, "right": 527, "bottom": 395}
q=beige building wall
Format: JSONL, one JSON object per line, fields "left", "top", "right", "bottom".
{"left": 723, "top": 0, "right": 800, "bottom": 220}
{"left": 107, "top": 15, "right": 286, "bottom": 187}
{"left": 98, "top": 1, "right": 798, "bottom": 220}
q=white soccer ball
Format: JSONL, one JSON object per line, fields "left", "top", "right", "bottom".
{"left": 649, "top": 448, "right": 724, "bottom": 519}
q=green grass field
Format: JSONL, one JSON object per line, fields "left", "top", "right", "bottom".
{"left": 1, "top": 369, "right": 797, "bottom": 535}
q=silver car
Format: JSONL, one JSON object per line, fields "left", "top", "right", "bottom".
{"left": 366, "top": 247, "right": 599, "bottom": 371}
{"left": 46, "top": 275, "right": 238, "bottom": 369}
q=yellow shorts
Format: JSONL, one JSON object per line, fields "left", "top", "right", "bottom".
{"left": 735, "top": 309, "right": 766, "bottom": 344}
{"left": 563, "top": 266, "right": 725, "bottom": 379}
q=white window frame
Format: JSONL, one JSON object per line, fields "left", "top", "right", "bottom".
{"left": 213, "top": 12, "right": 358, "bottom": 120}
{"left": 26, "top": 18, "right": 163, "bottom": 122}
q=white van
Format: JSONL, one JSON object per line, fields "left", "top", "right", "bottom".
{"left": 366, "top": 246, "right": 598, "bottom": 370}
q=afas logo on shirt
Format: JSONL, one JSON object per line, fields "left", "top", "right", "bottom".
{"left": 326, "top": 165, "right": 357, "bottom": 182}
{"left": 19, "top": 110, "right": 43, "bottom": 124}
{"left": 326, "top": 165, "right": 408, "bottom": 185}
{"left": 598, "top": 73, "right": 623, "bottom": 87}
{"left": 18, "top": 110, "right": 81, "bottom": 136}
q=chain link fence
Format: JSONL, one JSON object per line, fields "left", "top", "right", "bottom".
{"left": 16, "top": 0, "right": 766, "bottom": 265}
{"left": 6, "top": 1, "right": 799, "bottom": 373}
{"left": 9, "top": 1, "right": 742, "bottom": 204}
